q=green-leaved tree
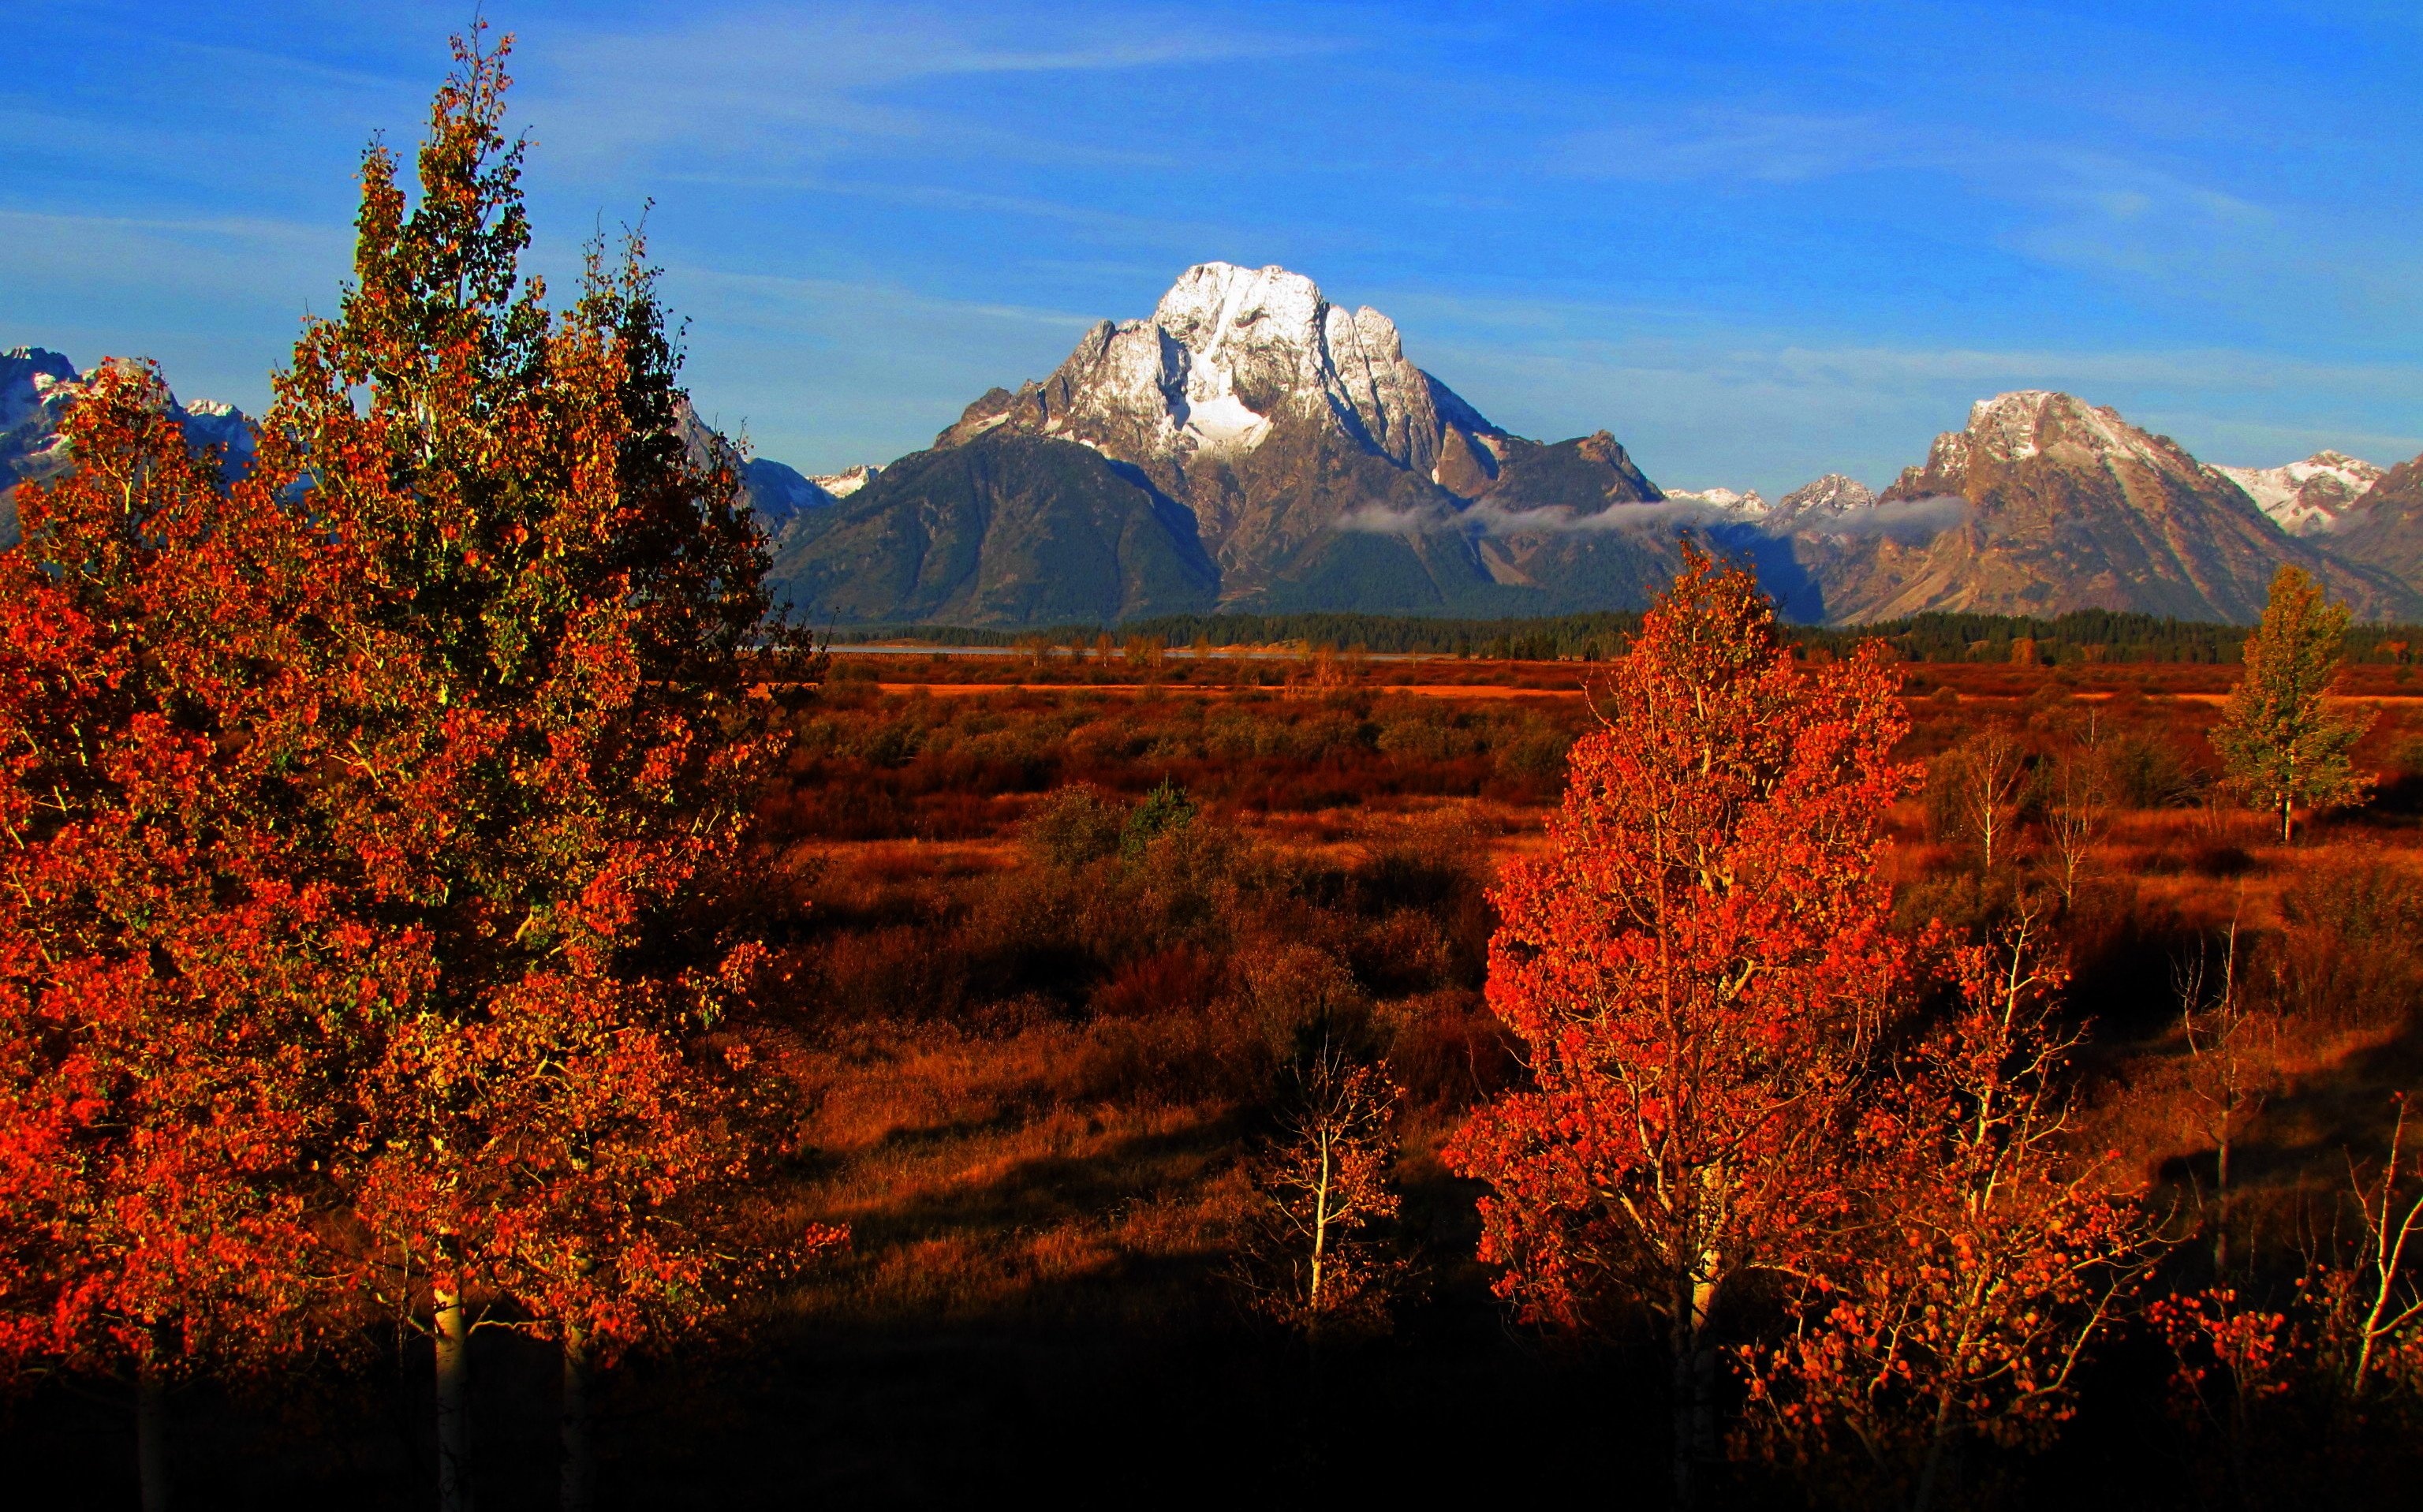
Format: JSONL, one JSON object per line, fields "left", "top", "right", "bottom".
{"left": 2212, "top": 565, "right": 2373, "bottom": 842}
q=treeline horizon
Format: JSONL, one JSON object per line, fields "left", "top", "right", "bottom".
{"left": 827, "top": 607, "right": 2423, "bottom": 666}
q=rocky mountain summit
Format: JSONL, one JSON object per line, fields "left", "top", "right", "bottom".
{"left": 2214, "top": 451, "right": 2385, "bottom": 537}
{"left": 776, "top": 262, "right": 1687, "bottom": 624}
{"left": 1783, "top": 391, "right": 2419, "bottom": 622}
{"left": 1774, "top": 473, "right": 1876, "bottom": 520}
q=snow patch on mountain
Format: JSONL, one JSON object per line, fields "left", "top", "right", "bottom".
{"left": 1958, "top": 390, "right": 2186, "bottom": 473}
{"left": 1775, "top": 473, "right": 1876, "bottom": 518}
{"left": 810, "top": 464, "right": 880, "bottom": 498}
{"left": 1179, "top": 390, "right": 1270, "bottom": 449}
{"left": 957, "top": 262, "right": 1492, "bottom": 477}
{"left": 2214, "top": 450, "right": 2384, "bottom": 537}
{"left": 1661, "top": 486, "right": 1770, "bottom": 516}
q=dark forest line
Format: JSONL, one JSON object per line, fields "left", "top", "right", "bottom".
{"left": 830, "top": 607, "right": 2423, "bottom": 665}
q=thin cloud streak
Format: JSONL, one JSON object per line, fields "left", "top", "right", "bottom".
{"left": 525, "top": 3, "right": 1353, "bottom": 177}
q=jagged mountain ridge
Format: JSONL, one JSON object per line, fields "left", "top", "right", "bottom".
{"left": 17, "top": 319, "right": 2421, "bottom": 629}
{"left": 6, "top": 362, "right": 823, "bottom": 540}
{"left": 2325, "top": 456, "right": 2423, "bottom": 584}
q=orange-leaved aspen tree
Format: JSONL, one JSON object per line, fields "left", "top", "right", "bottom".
{"left": 1239, "top": 1037, "right": 1406, "bottom": 1338}
{"left": 0, "top": 366, "right": 389, "bottom": 1510}
{"left": 1446, "top": 546, "right": 1917, "bottom": 1508}
{"left": 1740, "top": 909, "right": 2153, "bottom": 1511}
{"left": 268, "top": 28, "right": 834, "bottom": 1512}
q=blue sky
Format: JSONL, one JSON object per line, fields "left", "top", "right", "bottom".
{"left": 6, "top": 1, "right": 2418, "bottom": 495}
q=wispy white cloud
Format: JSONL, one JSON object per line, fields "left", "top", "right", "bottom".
{"left": 1546, "top": 103, "right": 2413, "bottom": 326}
{"left": 0, "top": 207, "right": 352, "bottom": 409}
{"left": 523, "top": 3, "right": 1350, "bottom": 178}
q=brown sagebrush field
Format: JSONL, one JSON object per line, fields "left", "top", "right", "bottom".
{"left": 676, "top": 653, "right": 2423, "bottom": 1505}
{"left": 21, "top": 649, "right": 2423, "bottom": 1508}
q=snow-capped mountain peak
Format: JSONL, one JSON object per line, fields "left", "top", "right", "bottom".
{"left": 1777, "top": 472, "right": 1876, "bottom": 517}
{"left": 940, "top": 261, "right": 1482, "bottom": 476}
{"left": 1916, "top": 390, "right": 2201, "bottom": 487}
{"left": 2214, "top": 450, "right": 2385, "bottom": 537}
{"left": 1662, "top": 485, "right": 1770, "bottom": 516}
{"left": 810, "top": 464, "right": 880, "bottom": 499}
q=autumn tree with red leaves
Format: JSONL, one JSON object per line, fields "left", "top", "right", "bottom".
{"left": 1739, "top": 909, "right": 2154, "bottom": 1510}
{"left": 1446, "top": 547, "right": 1918, "bottom": 1506}
{"left": 256, "top": 28, "right": 829, "bottom": 1511}
{"left": 0, "top": 365, "right": 395, "bottom": 1510}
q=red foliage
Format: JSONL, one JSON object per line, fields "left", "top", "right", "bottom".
{"left": 0, "top": 365, "right": 378, "bottom": 1390}
{"left": 261, "top": 30, "right": 827, "bottom": 1362}
{"left": 1738, "top": 912, "right": 2153, "bottom": 1505}
{"left": 1445, "top": 547, "right": 1917, "bottom": 1499}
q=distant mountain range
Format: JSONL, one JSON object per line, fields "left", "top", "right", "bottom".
{"left": 13, "top": 267, "right": 2423, "bottom": 627}
{"left": 759, "top": 264, "right": 2423, "bottom": 626}
{"left": 1, "top": 347, "right": 253, "bottom": 546}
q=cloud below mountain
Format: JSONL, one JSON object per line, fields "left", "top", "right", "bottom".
{"left": 1792, "top": 494, "right": 1971, "bottom": 542}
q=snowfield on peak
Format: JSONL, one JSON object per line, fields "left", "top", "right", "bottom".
{"left": 944, "top": 261, "right": 1484, "bottom": 477}
{"left": 2214, "top": 451, "right": 2384, "bottom": 537}
{"left": 1661, "top": 486, "right": 1769, "bottom": 516}
{"left": 1962, "top": 390, "right": 2180, "bottom": 471}
{"left": 1775, "top": 473, "right": 1877, "bottom": 517}
{"left": 809, "top": 464, "right": 880, "bottom": 498}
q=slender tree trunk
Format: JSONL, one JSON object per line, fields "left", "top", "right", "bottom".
{"left": 562, "top": 1323, "right": 593, "bottom": 1512}
{"left": 2215, "top": 1133, "right": 2232, "bottom": 1277}
{"left": 435, "top": 1286, "right": 473, "bottom": 1512}
{"left": 1670, "top": 1275, "right": 1718, "bottom": 1510}
{"left": 1669, "top": 1314, "right": 1696, "bottom": 1512}
{"left": 1913, "top": 1387, "right": 1958, "bottom": 1512}
{"left": 136, "top": 1364, "right": 170, "bottom": 1512}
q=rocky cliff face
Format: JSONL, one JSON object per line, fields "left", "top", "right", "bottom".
{"left": 2321, "top": 454, "right": 2423, "bottom": 584}
{"left": 1787, "top": 391, "right": 2417, "bottom": 623}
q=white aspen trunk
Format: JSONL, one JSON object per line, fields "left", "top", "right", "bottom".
{"left": 435, "top": 1286, "right": 473, "bottom": 1512}
{"left": 561, "top": 1323, "right": 593, "bottom": 1512}
{"left": 136, "top": 1365, "right": 170, "bottom": 1512}
{"left": 1308, "top": 1129, "right": 1332, "bottom": 1322}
